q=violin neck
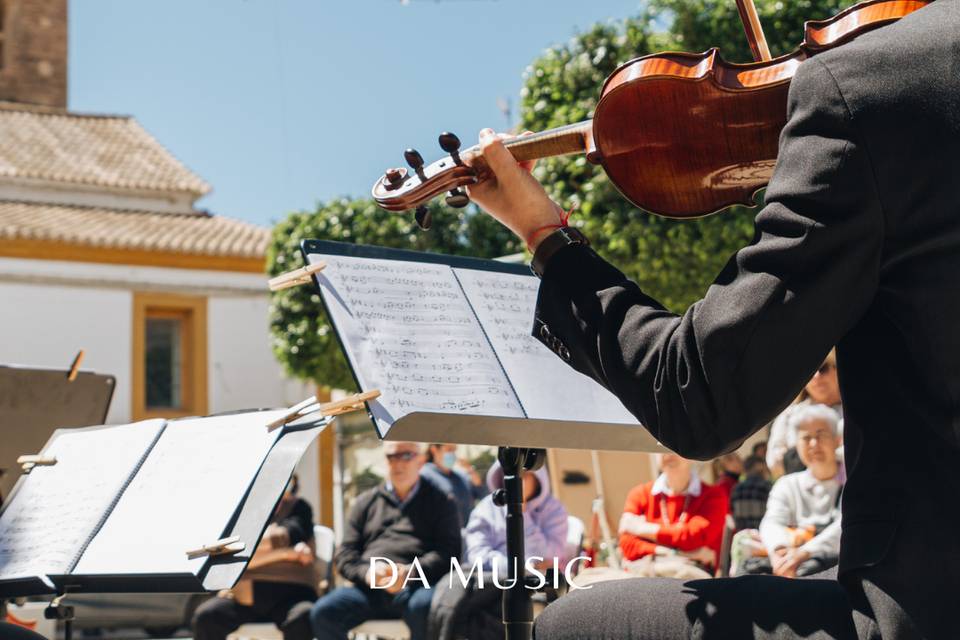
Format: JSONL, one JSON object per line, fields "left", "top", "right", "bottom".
{"left": 499, "top": 120, "right": 593, "bottom": 163}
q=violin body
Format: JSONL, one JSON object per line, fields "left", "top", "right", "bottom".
{"left": 593, "top": 0, "right": 928, "bottom": 218}
{"left": 373, "top": 0, "right": 930, "bottom": 221}
{"left": 593, "top": 51, "right": 790, "bottom": 218}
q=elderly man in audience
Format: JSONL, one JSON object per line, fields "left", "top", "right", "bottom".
{"left": 610, "top": 453, "right": 727, "bottom": 580}
{"left": 309, "top": 441, "right": 461, "bottom": 640}
{"left": 747, "top": 404, "right": 844, "bottom": 577}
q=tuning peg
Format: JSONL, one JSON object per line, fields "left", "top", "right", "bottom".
{"left": 404, "top": 148, "right": 426, "bottom": 178}
{"left": 439, "top": 132, "right": 463, "bottom": 165}
{"left": 384, "top": 167, "right": 406, "bottom": 190}
{"left": 414, "top": 206, "right": 432, "bottom": 230}
{"left": 445, "top": 188, "right": 469, "bottom": 208}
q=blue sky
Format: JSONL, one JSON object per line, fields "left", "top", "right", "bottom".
{"left": 69, "top": 1, "right": 644, "bottom": 227}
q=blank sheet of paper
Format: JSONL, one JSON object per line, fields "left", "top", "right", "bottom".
{"left": 74, "top": 410, "right": 287, "bottom": 577}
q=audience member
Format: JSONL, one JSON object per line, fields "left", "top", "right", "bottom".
{"left": 766, "top": 350, "right": 843, "bottom": 476}
{"left": 614, "top": 453, "right": 727, "bottom": 579}
{"left": 428, "top": 462, "right": 568, "bottom": 640}
{"left": 464, "top": 461, "right": 568, "bottom": 574}
{"left": 421, "top": 443, "right": 488, "bottom": 527}
{"left": 193, "top": 474, "right": 316, "bottom": 640}
{"left": 710, "top": 452, "right": 744, "bottom": 500}
{"left": 751, "top": 441, "right": 768, "bottom": 461}
{"left": 730, "top": 456, "right": 772, "bottom": 532}
{"left": 309, "top": 442, "right": 461, "bottom": 640}
{"left": 745, "top": 404, "right": 843, "bottom": 577}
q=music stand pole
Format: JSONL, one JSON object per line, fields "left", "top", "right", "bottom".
{"left": 495, "top": 446, "right": 546, "bottom": 640}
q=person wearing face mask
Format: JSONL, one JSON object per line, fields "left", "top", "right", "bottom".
{"left": 420, "top": 443, "right": 488, "bottom": 528}
{"left": 766, "top": 350, "right": 843, "bottom": 477}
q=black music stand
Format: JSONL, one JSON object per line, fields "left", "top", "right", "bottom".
{"left": 492, "top": 446, "right": 546, "bottom": 640}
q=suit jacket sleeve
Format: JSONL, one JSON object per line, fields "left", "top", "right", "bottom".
{"left": 533, "top": 56, "right": 884, "bottom": 459}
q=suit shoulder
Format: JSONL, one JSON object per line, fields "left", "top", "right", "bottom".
{"left": 807, "top": 3, "right": 958, "bottom": 112}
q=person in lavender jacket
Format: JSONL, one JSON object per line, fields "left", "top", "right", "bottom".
{"left": 464, "top": 462, "right": 568, "bottom": 576}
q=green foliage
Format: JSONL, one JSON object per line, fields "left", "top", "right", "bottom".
{"left": 647, "top": 0, "right": 854, "bottom": 62}
{"left": 269, "top": 0, "right": 856, "bottom": 384}
{"left": 267, "top": 198, "right": 521, "bottom": 387}
{"left": 519, "top": 0, "right": 851, "bottom": 311}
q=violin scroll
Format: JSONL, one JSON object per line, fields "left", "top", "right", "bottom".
{"left": 373, "top": 131, "right": 484, "bottom": 217}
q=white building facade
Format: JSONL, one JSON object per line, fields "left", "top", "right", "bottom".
{"left": 0, "top": 106, "right": 311, "bottom": 423}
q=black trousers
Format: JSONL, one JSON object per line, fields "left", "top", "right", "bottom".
{"left": 533, "top": 564, "right": 938, "bottom": 640}
{"left": 192, "top": 583, "right": 316, "bottom": 640}
{"left": 0, "top": 623, "right": 48, "bottom": 640}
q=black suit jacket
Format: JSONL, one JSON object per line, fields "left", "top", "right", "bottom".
{"left": 534, "top": 1, "right": 959, "bottom": 635}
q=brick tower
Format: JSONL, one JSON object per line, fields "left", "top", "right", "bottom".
{"left": 0, "top": 0, "right": 67, "bottom": 108}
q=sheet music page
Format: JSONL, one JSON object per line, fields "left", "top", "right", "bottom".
{"left": 74, "top": 410, "right": 287, "bottom": 577}
{"left": 312, "top": 255, "right": 524, "bottom": 435}
{"left": 0, "top": 420, "right": 165, "bottom": 582}
{"left": 453, "top": 268, "right": 640, "bottom": 425}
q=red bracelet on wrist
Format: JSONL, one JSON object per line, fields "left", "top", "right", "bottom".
{"left": 525, "top": 204, "right": 576, "bottom": 252}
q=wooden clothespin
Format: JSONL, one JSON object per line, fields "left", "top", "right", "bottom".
{"left": 268, "top": 261, "right": 327, "bottom": 292}
{"left": 186, "top": 535, "right": 245, "bottom": 560}
{"left": 18, "top": 454, "right": 57, "bottom": 473}
{"left": 266, "top": 390, "right": 382, "bottom": 432}
{"left": 266, "top": 395, "right": 322, "bottom": 432}
{"left": 320, "top": 390, "right": 382, "bottom": 417}
{"left": 67, "top": 349, "right": 85, "bottom": 382}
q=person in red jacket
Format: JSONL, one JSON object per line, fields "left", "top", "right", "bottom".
{"left": 618, "top": 453, "right": 728, "bottom": 576}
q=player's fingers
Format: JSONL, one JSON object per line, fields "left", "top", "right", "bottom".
{"left": 478, "top": 128, "right": 524, "bottom": 184}
{"left": 517, "top": 131, "right": 537, "bottom": 173}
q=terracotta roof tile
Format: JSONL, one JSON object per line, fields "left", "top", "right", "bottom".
{"left": 0, "top": 103, "right": 210, "bottom": 196}
{"left": 0, "top": 201, "right": 270, "bottom": 258}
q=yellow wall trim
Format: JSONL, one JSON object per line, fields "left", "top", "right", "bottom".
{"left": 0, "top": 238, "right": 265, "bottom": 273}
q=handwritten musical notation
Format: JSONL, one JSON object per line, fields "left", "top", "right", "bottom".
{"left": 309, "top": 250, "right": 640, "bottom": 433}
{"left": 452, "top": 268, "right": 639, "bottom": 425}
{"left": 0, "top": 420, "right": 164, "bottom": 582}
{"left": 316, "top": 256, "right": 525, "bottom": 428}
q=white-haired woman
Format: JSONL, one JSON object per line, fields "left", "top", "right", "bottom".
{"left": 765, "top": 350, "right": 843, "bottom": 476}
{"left": 750, "top": 403, "right": 844, "bottom": 578}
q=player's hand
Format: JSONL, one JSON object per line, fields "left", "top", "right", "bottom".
{"left": 466, "top": 129, "right": 564, "bottom": 251}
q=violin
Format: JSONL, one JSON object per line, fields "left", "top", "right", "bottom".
{"left": 372, "top": 0, "right": 929, "bottom": 228}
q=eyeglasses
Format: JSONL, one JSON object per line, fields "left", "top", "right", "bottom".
{"left": 386, "top": 451, "right": 417, "bottom": 462}
{"left": 815, "top": 362, "right": 836, "bottom": 375}
{"left": 798, "top": 430, "right": 834, "bottom": 445}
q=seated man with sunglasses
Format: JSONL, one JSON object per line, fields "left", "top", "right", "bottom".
{"left": 310, "top": 441, "right": 461, "bottom": 640}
